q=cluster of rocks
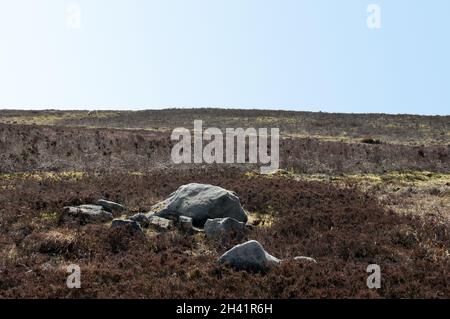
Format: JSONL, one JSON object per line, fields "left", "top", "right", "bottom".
{"left": 63, "top": 183, "right": 316, "bottom": 272}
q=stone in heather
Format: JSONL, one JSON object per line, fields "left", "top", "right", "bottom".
{"left": 153, "top": 183, "right": 247, "bottom": 227}
{"left": 64, "top": 205, "right": 113, "bottom": 224}
{"left": 111, "top": 219, "right": 142, "bottom": 233}
{"left": 178, "top": 216, "right": 194, "bottom": 234}
{"left": 204, "top": 217, "right": 245, "bottom": 240}
{"left": 129, "top": 213, "right": 150, "bottom": 227}
{"left": 294, "top": 256, "right": 317, "bottom": 263}
{"left": 95, "top": 199, "right": 125, "bottom": 213}
{"left": 218, "top": 240, "right": 281, "bottom": 271}
{"left": 148, "top": 215, "right": 174, "bottom": 231}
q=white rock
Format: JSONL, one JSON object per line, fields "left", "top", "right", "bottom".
{"left": 218, "top": 240, "right": 280, "bottom": 271}
{"left": 294, "top": 256, "right": 317, "bottom": 263}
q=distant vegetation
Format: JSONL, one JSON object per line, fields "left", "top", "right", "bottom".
{"left": 1, "top": 109, "right": 449, "bottom": 145}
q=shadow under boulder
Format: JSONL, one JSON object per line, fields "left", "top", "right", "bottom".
{"left": 204, "top": 217, "right": 246, "bottom": 242}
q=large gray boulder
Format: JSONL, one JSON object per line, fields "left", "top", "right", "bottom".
{"left": 218, "top": 240, "right": 281, "bottom": 271}
{"left": 153, "top": 183, "right": 247, "bottom": 227}
{"left": 204, "top": 218, "right": 246, "bottom": 241}
{"left": 64, "top": 205, "right": 113, "bottom": 224}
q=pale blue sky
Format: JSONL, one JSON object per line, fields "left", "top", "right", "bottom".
{"left": 0, "top": 0, "right": 449, "bottom": 114}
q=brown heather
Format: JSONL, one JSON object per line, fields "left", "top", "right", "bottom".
{"left": 0, "top": 167, "right": 448, "bottom": 298}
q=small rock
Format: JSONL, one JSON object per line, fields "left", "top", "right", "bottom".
{"left": 218, "top": 240, "right": 280, "bottom": 271}
{"left": 64, "top": 205, "right": 113, "bottom": 224}
{"left": 204, "top": 217, "right": 246, "bottom": 241}
{"left": 129, "top": 213, "right": 150, "bottom": 227}
{"left": 95, "top": 199, "right": 125, "bottom": 213}
{"left": 294, "top": 256, "right": 317, "bottom": 263}
{"left": 153, "top": 183, "right": 248, "bottom": 227}
{"left": 179, "top": 216, "right": 194, "bottom": 234}
{"left": 111, "top": 219, "right": 142, "bottom": 233}
{"left": 148, "top": 215, "right": 174, "bottom": 231}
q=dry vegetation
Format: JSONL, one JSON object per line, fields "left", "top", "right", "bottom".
{"left": 0, "top": 109, "right": 449, "bottom": 298}
{"left": 1, "top": 109, "right": 449, "bottom": 145}
{"left": 1, "top": 123, "right": 449, "bottom": 174}
{"left": 1, "top": 168, "right": 449, "bottom": 298}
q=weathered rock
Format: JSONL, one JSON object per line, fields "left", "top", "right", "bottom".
{"left": 111, "top": 219, "right": 142, "bottom": 233}
{"left": 294, "top": 256, "right": 317, "bottom": 263}
{"left": 218, "top": 240, "right": 281, "bottom": 271}
{"left": 148, "top": 215, "right": 174, "bottom": 231}
{"left": 204, "top": 217, "right": 245, "bottom": 240}
{"left": 153, "top": 183, "right": 247, "bottom": 227}
{"left": 129, "top": 213, "right": 150, "bottom": 227}
{"left": 178, "top": 216, "right": 194, "bottom": 234}
{"left": 64, "top": 205, "right": 113, "bottom": 223}
{"left": 95, "top": 199, "right": 125, "bottom": 213}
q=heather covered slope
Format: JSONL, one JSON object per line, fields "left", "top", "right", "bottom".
{"left": 0, "top": 109, "right": 449, "bottom": 298}
{"left": 1, "top": 109, "right": 449, "bottom": 145}
{"left": 1, "top": 123, "right": 449, "bottom": 174}
{"left": 0, "top": 168, "right": 449, "bottom": 298}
